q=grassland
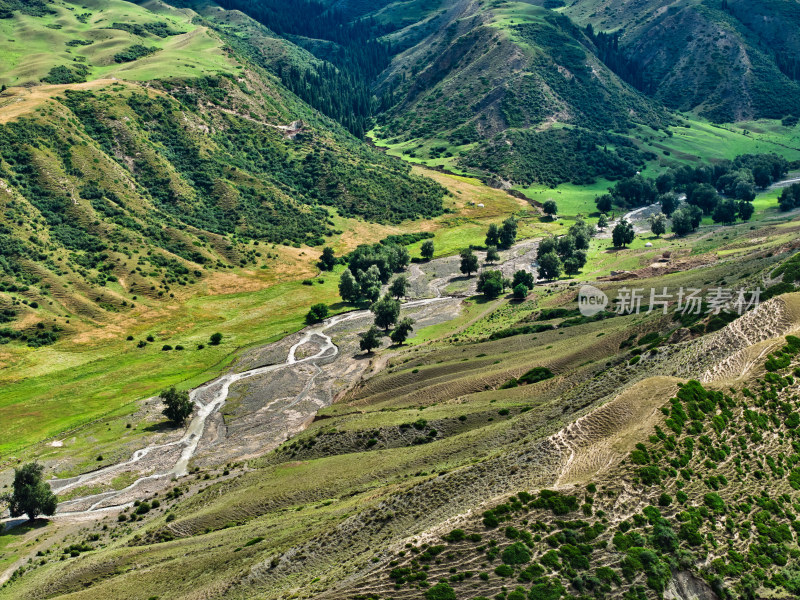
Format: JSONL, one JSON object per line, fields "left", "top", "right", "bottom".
{"left": 3, "top": 212, "right": 798, "bottom": 598}
{"left": 0, "top": 0, "right": 238, "bottom": 87}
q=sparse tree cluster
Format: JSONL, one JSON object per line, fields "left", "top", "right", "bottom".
{"left": 339, "top": 243, "right": 411, "bottom": 304}
{"left": 536, "top": 219, "right": 593, "bottom": 279}
{"left": 485, "top": 218, "right": 518, "bottom": 250}
{"left": 593, "top": 153, "right": 787, "bottom": 226}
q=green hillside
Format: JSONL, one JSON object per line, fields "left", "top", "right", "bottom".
{"left": 4, "top": 1, "right": 800, "bottom": 599}
{"left": 563, "top": 0, "right": 800, "bottom": 123}
{"left": 0, "top": 0, "right": 449, "bottom": 453}
{"left": 3, "top": 217, "right": 800, "bottom": 599}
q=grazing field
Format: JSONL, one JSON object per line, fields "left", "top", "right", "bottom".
{"left": 0, "top": 0, "right": 237, "bottom": 87}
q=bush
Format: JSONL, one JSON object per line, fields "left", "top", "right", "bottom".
{"left": 424, "top": 581, "right": 456, "bottom": 600}
{"left": 501, "top": 542, "right": 531, "bottom": 565}
{"left": 209, "top": 332, "right": 223, "bottom": 345}
{"left": 306, "top": 303, "right": 329, "bottom": 323}
{"left": 114, "top": 44, "right": 158, "bottom": 63}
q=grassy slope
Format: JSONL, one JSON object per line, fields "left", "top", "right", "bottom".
{"left": 3, "top": 216, "right": 799, "bottom": 599}
{"left": 0, "top": 0, "right": 236, "bottom": 86}
{"left": 0, "top": 0, "right": 460, "bottom": 455}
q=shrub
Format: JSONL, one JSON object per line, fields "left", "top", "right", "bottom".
{"left": 501, "top": 542, "right": 531, "bottom": 565}
{"left": 306, "top": 303, "right": 329, "bottom": 323}
{"left": 424, "top": 582, "right": 456, "bottom": 600}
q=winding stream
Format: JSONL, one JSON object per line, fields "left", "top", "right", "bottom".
{"left": 49, "top": 298, "right": 450, "bottom": 517}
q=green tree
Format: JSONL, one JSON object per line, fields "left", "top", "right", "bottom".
{"left": 460, "top": 248, "right": 479, "bottom": 277}
{"left": 542, "top": 200, "right": 558, "bottom": 218}
{"left": 388, "top": 245, "right": 410, "bottom": 272}
{"left": 306, "top": 303, "right": 328, "bottom": 323}
{"left": 338, "top": 268, "right": 360, "bottom": 302}
{"left": 537, "top": 251, "right": 562, "bottom": 280}
{"left": 499, "top": 217, "right": 518, "bottom": 249}
{"left": 597, "top": 214, "right": 608, "bottom": 230}
{"left": 687, "top": 204, "right": 703, "bottom": 229}
{"left": 318, "top": 246, "right": 336, "bottom": 271}
{"left": 6, "top": 463, "right": 57, "bottom": 521}
{"left": 425, "top": 581, "right": 456, "bottom": 600}
{"left": 485, "top": 223, "right": 500, "bottom": 247}
{"left": 477, "top": 270, "right": 505, "bottom": 299}
{"left": 209, "top": 332, "right": 223, "bottom": 346}
{"left": 371, "top": 294, "right": 401, "bottom": 330}
{"left": 650, "top": 213, "right": 667, "bottom": 237}
{"left": 359, "top": 265, "right": 382, "bottom": 302}
{"left": 737, "top": 200, "right": 754, "bottom": 221}
{"left": 564, "top": 256, "right": 582, "bottom": 276}
{"left": 512, "top": 270, "right": 534, "bottom": 290}
{"left": 658, "top": 192, "right": 679, "bottom": 217}
{"left": 390, "top": 317, "right": 414, "bottom": 345}
{"left": 712, "top": 198, "right": 737, "bottom": 225}
{"left": 420, "top": 239, "right": 435, "bottom": 261}
{"left": 595, "top": 194, "right": 613, "bottom": 214}
{"left": 687, "top": 183, "right": 719, "bottom": 214}
{"left": 485, "top": 245, "right": 500, "bottom": 263}
{"left": 612, "top": 219, "right": 635, "bottom": 248}
{"left": 389, "top": 275, "right": 408, "bottom": 299}
{"left": 671, "top": 209, "right": 693, "bottom": 237}
{"left": 513, "top": 283, "right": 529, "bottom": 300}
{"left": 161, "top": 387, "right": 194, "bottom": 425}
{"left": 753, "top": 164, "right": 772, "bottom": 188}
{"left": 656, "top": 171, "right": 675, "bottom": 194}
{"left": 359, "top": 325, "right": 382, "bottom": 354}
{"left": 735, "top": 180, "right": 756, "bottom": 201}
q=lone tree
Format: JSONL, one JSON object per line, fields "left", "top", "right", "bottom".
{"left": 359, "top": 325, "right": 382, "bottom": 354}
{"left": 209, "top": 332, "right": 223, "bottom": 346}
{"left": 650, "top": 213, "right": 667, "bottom": 237}
{"left": 485, "top": 223, "right": 500, "bottom": 247}
{"left": 318, "top": 246, "right": 336, "bottom": 271}
{"left": 390, "top": 317, "right": 415, "bottom": 345}
{"left": 5, "top": 463, "right": 57, "bottom": 521}
{"left": 306, "top": 303, "right": 328, "bottom": 324}
{"left": 338, "top": 268, "right": 360, "bottom": 303}
{"left": 597, "top": 214, "right": 608, "bottom": 230}
{"left": 542, "top": 200, "right": 558, "bottom": 219}
{"left": 485, "top": 245, "right": 500, "bottom": 264}
{"left": 612, "top": 219, "right": 635, "bottom": 248}
{"left": 371, "top": 294, "right": 401, "bottom": 330}
{"left": 161, "top": 387, "right": 194, "bottom": 426}
{"left": 389, "top": 275, "right": 408, "bottom": 300}
{"left": 420, "top": 239, "right": 435, "bottom": 261}
{"left": 460, "top": 248, "right": 479, "bottom": 277}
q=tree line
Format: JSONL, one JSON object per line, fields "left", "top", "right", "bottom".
{"left": 596, "top": 153, "right": 790, "bottom": 235}
{"left": 215, "top": 0, "right": 393, "bottom": 137}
